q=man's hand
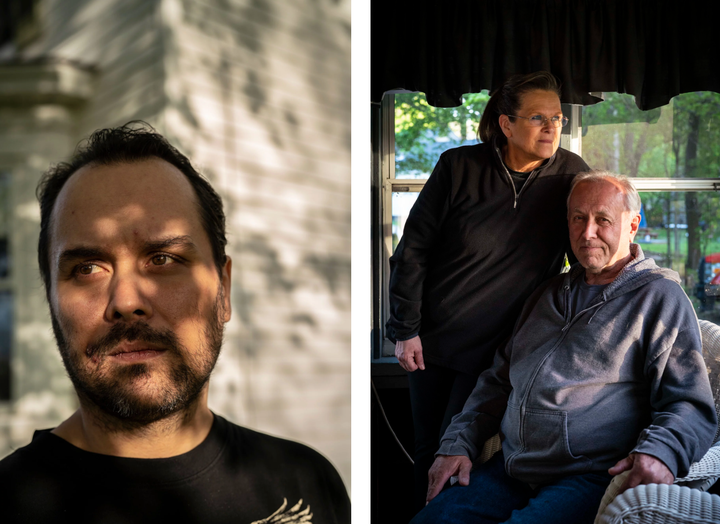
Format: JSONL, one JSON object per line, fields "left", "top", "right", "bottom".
{"left": 395, "top": 336, "right": 425, "bottom": 372}
{"left": 426, "top": 455, "right": 472, "bottom": 503}
{"left": 608, "top": 452, "right": 674, "bottom": 494}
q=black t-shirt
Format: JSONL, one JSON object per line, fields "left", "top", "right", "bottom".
{"left": 0, "top": 414, "right": 350, "bottom": 524}
{"left": 507, "top": 167, "right": 531, "bottom": 193}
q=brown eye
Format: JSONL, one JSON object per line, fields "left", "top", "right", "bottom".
{"left": 78, "top": 264, "right": 94, "bottom": 275}
{"left": 151, "top": 254, "right": 169, "bottom": 265}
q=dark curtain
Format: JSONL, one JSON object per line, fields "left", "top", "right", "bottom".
{"left": 371, "top": 0, "right": 719, "bottom": 110}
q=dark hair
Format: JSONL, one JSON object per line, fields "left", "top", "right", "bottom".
{"left": 478, "top": 71, "right": 562, "bottom": 143}
{"left": 36, "top": 121, "right": 227, "bottom": 297}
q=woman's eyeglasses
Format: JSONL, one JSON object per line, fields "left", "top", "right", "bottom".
{"left": 507, "top": 114, "right": 569, "bottom": 128}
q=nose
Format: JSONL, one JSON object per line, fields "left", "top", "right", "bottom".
{"left": 581, "top": 220, "right": 598, "bottom": 240}
{"left": 542, "top": 118, "right": 557, "bottom": 132}
{"left": 104, "top": 269, "right": 153, "bottom": 322}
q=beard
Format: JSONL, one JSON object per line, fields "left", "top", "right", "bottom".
{"left": 50, "top": 290, "right": 225, "bottom": 430}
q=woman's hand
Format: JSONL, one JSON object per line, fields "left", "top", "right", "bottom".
{"left": 395, "top": 336, "right": 425, "bottom": 372}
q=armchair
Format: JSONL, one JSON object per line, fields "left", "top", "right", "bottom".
{"left": 594, "top": 319, "right": 720, "bottom": 523}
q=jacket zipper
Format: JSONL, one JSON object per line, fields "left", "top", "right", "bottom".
{"left": 506, "top": 285, "right": 606, "bottom": 471}
{"left": 494, "top": 146, "right": 540, "bottom": 209}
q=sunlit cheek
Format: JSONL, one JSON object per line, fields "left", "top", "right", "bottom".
{"left": 178, "top": 323, "right": 205, "bottom": 355}
{"left": 172, "top": 299, "right": 217, "bottom": 362}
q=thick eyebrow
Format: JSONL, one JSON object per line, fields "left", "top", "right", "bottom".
{"left": 143, "top": 235, "right": 199, "bottom": 254}
{"left": 56, "top": 236, "right": 199, "bottom": 270}
{"left": 57, "top": 247, "right": 108, "bottom": 270}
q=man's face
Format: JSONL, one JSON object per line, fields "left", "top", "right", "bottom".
{"left": 568, "top": 179, "right": 640, "bottom": 274}
{"left": 48, "top": 158, "right": 231, "bottom": 425}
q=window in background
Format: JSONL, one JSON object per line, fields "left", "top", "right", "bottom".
{"left": 0, "top": 171, "right": 11, "bottom": 400}
{"left": 394, "top": 92, "right": 489, "bottom": 179}
{"left": 390, "top": 92, "right": 489, "bottom": 252}
{"left": 583, "top": 92, "right": 720, "bottom": 323}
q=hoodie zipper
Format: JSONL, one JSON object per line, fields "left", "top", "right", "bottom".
{"left": 506, "top": 325, "right": 572, "bottom": 471}
{"left": 507, "top": 281, "right": 606, "bottom": 471}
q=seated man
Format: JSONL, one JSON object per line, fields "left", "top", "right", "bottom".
{"left": 0, "top": 123, "right": 350, "bottom": 523}
{"left": 412, "top": 170, "right": 717, "bottom": 524}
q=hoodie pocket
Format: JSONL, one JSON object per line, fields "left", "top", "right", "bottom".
{"left": 504, "top": 406, "right": 592, "bottom": 480}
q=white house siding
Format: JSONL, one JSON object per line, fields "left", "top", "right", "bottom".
{"left": 22, "top": 0, "right": 167, "bottom": 132}
{"left": 159, "top": 0, "right": 351, "bottom": 488}
{"left": 0, "top": 0, "right": 350, "bottom": 492}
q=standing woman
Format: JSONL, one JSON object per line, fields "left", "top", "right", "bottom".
{"left": 386, "top": 71, "right": 590, "bottom": 511}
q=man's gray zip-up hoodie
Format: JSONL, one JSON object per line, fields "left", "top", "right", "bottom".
{"left": 437, "top": 244, "right": 717, "bottom": 483}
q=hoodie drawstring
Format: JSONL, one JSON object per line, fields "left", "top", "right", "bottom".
{"left": 587, "top": 303, "right": 605, "bottom": 325}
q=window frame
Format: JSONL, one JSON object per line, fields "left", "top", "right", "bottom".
{"left": 0, "top": 169, "right": 12, "bottom": 401}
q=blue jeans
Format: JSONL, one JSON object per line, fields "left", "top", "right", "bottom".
{"left": 410, "top": 452, "right": 612, "bottom": 524}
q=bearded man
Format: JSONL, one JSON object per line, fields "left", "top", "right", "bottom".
{"left": 0, "top": 123, "right": 350, "bottom": 524}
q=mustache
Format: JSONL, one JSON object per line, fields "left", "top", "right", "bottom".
{"left": 86, "top": 322, "right": 181, "bottom": 359}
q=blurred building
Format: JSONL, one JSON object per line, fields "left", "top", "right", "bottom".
{"left": 0, "top": 0, "right": 351, "bottom": 489}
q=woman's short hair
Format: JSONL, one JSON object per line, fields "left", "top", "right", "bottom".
{"left": 567, "top": 170, "right": 642, "bottom": 215}
{"left": 478, "top": 71, "right": 562, "bottom": 143}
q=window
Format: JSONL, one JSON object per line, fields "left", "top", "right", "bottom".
{"left": 583, "top": 92, "right": 720, "bottom": 323}
{"left": 390, "top": 93, "right": 490, "bottom": 253}
{"left": 373, "top": 91, "right": 720, "bottom": 359}
{"left": 0, "top": 0, "right": 38, "bottom": 48}
{"left": 0, "top": 170, "right": 11, "bottom": 400}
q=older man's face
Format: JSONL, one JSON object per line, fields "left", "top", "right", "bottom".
{"left": 568, "top": 179, "right": 640, "bottom": 274}
{"left": 48, "top": 158, "right": 231, "bottom": 424}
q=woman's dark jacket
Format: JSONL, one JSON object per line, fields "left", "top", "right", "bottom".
{"left": 386, "top": 142, "right": 590, "bottom": 375}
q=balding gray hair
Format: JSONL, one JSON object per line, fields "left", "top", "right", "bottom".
{"left": 567, "top": 170, "right": 642, "bottom": 215}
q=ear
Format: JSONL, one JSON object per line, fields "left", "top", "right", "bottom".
{"left": 221, "top": 256, "right": 232, "bottom": 322}
{"left": 628, "top": 213, "right": 641, "bottom": 241}
{"left": 499, "top": 114, "right": 512, "bottom": 139}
